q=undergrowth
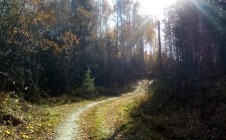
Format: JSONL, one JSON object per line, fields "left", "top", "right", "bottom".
{"left": 0, "top": 93, "right": 57, "bottom": 140}
{"left": 123, "top": 77, "right": 226, "bottom": 139}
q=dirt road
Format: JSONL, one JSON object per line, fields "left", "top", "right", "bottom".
{"left": 55, "top": 80, "right": 149, "bottom": 140}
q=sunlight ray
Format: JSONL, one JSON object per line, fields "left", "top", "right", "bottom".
{"left": 190, "top": 0, "right": 221, "bottom": 29}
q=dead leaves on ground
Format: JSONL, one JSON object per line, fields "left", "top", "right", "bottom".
{"left": 0, "top": 95, "right": 57, "bottom": 140}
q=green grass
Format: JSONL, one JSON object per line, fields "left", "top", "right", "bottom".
{"left": 78, "top": 92, "right": 147, "bottom": 140}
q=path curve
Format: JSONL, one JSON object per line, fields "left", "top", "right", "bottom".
{"left": 55, "top": 80, "right": 149, "bottom": 140}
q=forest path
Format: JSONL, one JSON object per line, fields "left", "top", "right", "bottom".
{"left": 54, "top": 80, "right": 149, "bottom": 140}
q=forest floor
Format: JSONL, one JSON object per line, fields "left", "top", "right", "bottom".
{"left": 0, "top": 80, "right": 151, "bottom": 140}
{"left": 54, "top": 80, "right": 149, "bottom": 140}
{"left": 4, "top": 78, "right": 224, "bottom": 139}
{"left": 128, "top": 77, "right": 226, "bottom": 139}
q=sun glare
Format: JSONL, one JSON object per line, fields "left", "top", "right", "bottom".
{"left": 138, "top": 0, "right": 177, "bottom": 19}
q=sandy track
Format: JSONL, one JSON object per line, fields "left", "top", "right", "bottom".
{"left": 55, "top": 80, "right": 149, "bottom": 140}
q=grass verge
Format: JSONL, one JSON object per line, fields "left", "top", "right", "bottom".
{"left": 0, "top": 93, "right": 92, "bottom": 140}
{"left": 78, "top": 91, "right": 147, "bottom": 140}
{"left": 0, "top": 93, "right": 57, "bottom": 140}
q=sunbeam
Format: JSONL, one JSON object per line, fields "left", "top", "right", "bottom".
{"left": 138, "top": 0, "right": 177, "bottom": 18}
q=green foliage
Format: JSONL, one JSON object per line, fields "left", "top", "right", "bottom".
{"left": 80, "top": 68, "right": 97, "bottom": 98}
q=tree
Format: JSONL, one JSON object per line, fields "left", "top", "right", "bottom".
{"left": 0, "top": 0, "right": 156, "bottom": 99}
{"left": 80, "top": 68, "right": 96, "bottom": 98}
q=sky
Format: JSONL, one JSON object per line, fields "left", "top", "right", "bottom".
{"left": 108, "top": 0, "right": 177, "bottom": 19}
{"left": 138, "top": 0, "right": 177, "bottom": 19}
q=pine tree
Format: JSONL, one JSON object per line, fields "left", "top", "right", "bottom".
{"left": 80, "top": 68, "right": 96, "bottom": 98}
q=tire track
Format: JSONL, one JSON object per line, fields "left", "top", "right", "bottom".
{"left": 55, "top": 80, "right": 149, "bottom": 140}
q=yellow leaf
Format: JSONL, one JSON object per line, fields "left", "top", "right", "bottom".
{"left": 30, "top": 126, "right": 34, "bottom": 129}
{"left": 22, "top": 134, "right": 29, "bottom": 139}
{"left": 5, "top": 130, "right": 11, "bottom": 135}
{"left": 47, "top": 123, "right": 52, "bottom": 127}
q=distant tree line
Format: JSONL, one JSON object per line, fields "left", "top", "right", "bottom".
{"left": 0, "top": 0, "right": 155, "bottom": 99}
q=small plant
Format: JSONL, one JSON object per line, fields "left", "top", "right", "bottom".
{"left": 80, "top": 68, "right": 97, "bottom": 98}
